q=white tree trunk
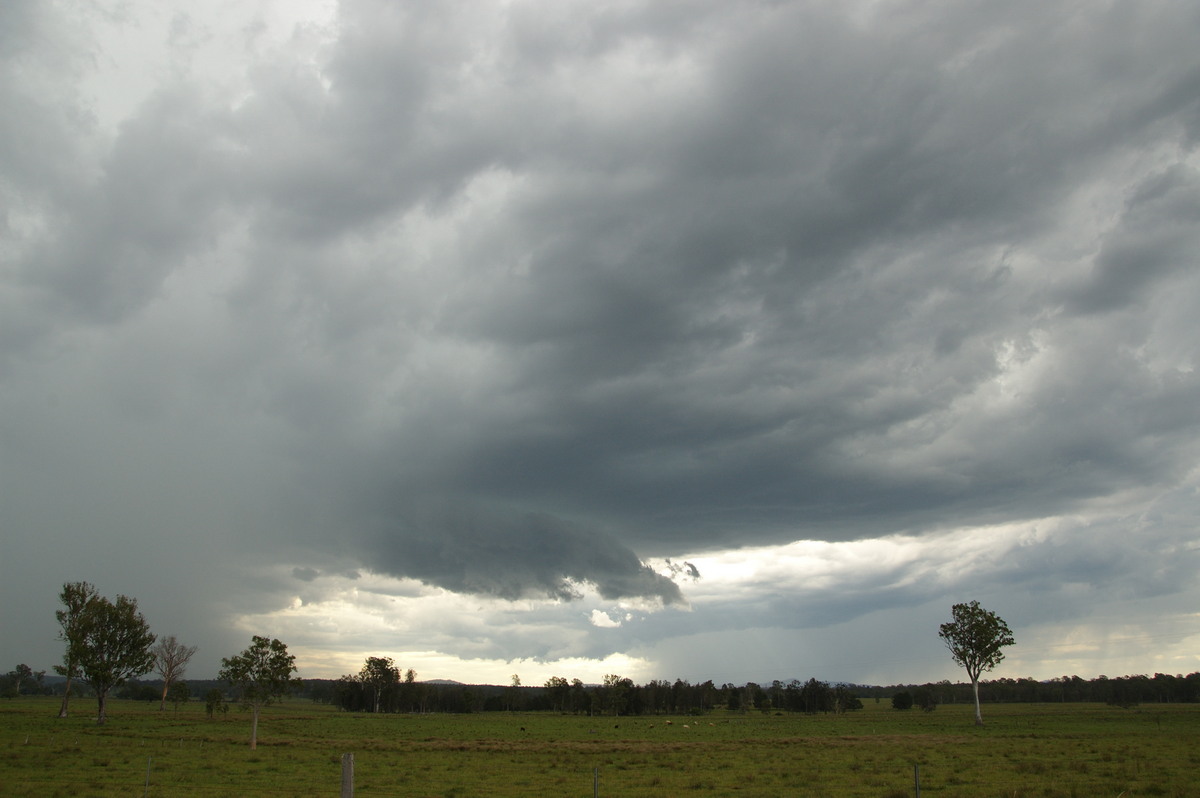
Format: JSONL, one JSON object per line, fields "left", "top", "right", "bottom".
{"left": 972, "top": 678, "right": 983, "bottom": 726}
{"left": 57, "top": 677, "right": 72, "bottom": 718}
{"left": 250, "top": 704, "right": 259, "bottom": 749}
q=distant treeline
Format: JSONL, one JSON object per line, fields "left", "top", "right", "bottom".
{"left": 319, "top": 671, "right": 1200, "bottom": 714}
{"left": 11, "top": 671, "right": 1198, "bottom": 713}
{"left": 861, "top": 672, "right": 1200, "bottom": 708}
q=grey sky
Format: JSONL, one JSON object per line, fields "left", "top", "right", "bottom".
{"left": 2, "top": 0, "right": 1198, "bottom": 686}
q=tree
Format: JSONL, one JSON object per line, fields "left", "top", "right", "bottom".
{"left": 799, "top": 677, "right": 832, "bottom": 714}
{"left": 892, "top": 691, "right": 914, "bottom": 710}
{"left": 72, "top": 592, "right": 157, "bottom": 725}
{"left": 204, "top": 688, "right": 228, "bottom": 719}
{"left": 833, "top": 684, "right": 862, "bottom": 713}
{"left": 358, "top": 656, "right": 400, "bottom": 713}
{"left": 544, "top": 676, "right": 570, "bottom": 712}
{"left": 401, "top": 668, "right": 421, "bottom": 713}
{"left": 334, "top": 673, "right": 366, "bottom": 711}
{"left": 506, "top": 673, "right": 522, "bottom": 712}
{"left": 168, "top": 680, "right": 190, "bottom": 712}
{"left": 938, "top": 600, "right": 1015, "bottom": 726}
{"left": 152, "top": 635, "right": 198, "bottom": 711}
{"left": 912, "top": 686, "right": 939, "bottom": 712}
{"left": 54, "top": 581, "right": 99, "bottom": 718}
{"left": 600, "top": 674, "right": 633, "bottom": 716}
{"left": 4, "top": 664, "right": 43, "bottom": 698}
{"left": 218, "top": 636, "right": 300, "bottom": 749}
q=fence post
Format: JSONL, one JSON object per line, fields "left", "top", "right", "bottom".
{"left": 913, "top": 763, "right": 920, "bottom": 798}
{"left": 593, "top": 766, "right": 599, "bottom": 797}
{"left": 341, "top": 752, "right": 354, "bottom": 798}
{"left": 144, "top": 756, "right": 152, "bottom": 798}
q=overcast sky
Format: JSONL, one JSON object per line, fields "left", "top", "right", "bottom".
{"left": 3, "top": 0, "right": 1199, "bottom": 688}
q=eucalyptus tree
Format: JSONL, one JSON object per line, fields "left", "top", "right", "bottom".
{"left": 71, "top": 590, "right": 157, "bottom": 724}
{"left": 938, "top": 600, "right": 1015, "bottom": 726}
{"left": 505, "top": 673, "right": 523, "bottom": 712}
{"left": 152, "top": 635, "right": 198, "bottom": 710}
{"left": 4, "top": 664, "right": 41, "bottom": 697}
{"left": 358, "top": 656, "right": 400, "bottom": 713}
{"left": 54, "top": 581, "right": 98, "bottom": 718}
{"left": 219, "top": 636, "right": 300, "bottom": 749}
{"left": 600, "top": 674, "right": 633, "bottom": 716}
{"left": 544, "top": 676, "right": 570, "bottom": 712}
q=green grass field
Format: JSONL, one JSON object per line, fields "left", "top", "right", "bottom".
{"left": 2, "top": 697, "right": 1198, "bottom": 796}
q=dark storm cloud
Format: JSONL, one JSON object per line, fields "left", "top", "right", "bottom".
{"left": 292, "top": 567, "right": 320, "bottom": 582}
{"left": 362, "top": 500, "right": 684, "bottom": 604}
{"left": 31, "top": 87, "right": 235, "bottom": 322}
{"left": 1069, "top": 164, "right": 1200, "bottom": 314}
{"left": 3, "top": 0, "right": 1200, "bottom": 647}
{"left": 220, "top": 0, "right": 1200, "bottom": 592}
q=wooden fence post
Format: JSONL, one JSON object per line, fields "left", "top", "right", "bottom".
{"left": 341, "top": 752, "right": 354, "bottom": 798}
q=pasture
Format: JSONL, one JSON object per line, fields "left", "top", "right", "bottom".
{"left": 2, "top": 697, "right": 1197, "bottom": 796}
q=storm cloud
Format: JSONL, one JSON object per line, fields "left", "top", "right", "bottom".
{"left": 2, "top": 0, "right": 1198, "bottom": 683}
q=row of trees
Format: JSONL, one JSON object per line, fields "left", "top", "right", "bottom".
{"left": 864, "top": 672, "right": 1200, "bottom": 708}
{"left": 312, "top": 671, "right": 1200, "bottom": 717}
{"left": 40, "top": 586, "right": 1195, "bottom": 733}
{"left": 52, "top": 581, "right": 299, "bottom": 748}
{"left": 312, "top": 665, "right": 863, "bottom": 717}
{"left": 27, "top": 666, "right": 1200, "bottom": 717}
{"left": 539, "top": 675, "right": 866, "bottom": 716}
{"left": 311, "top": 599, "right": 1016, "bottom": 720}
{"left": 331, "top": 656, "right": 421, "bottom": 713}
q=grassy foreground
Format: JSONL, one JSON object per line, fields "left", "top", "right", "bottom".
{"left": 2, "top": 697, "right": 1198, "bottom": 797}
